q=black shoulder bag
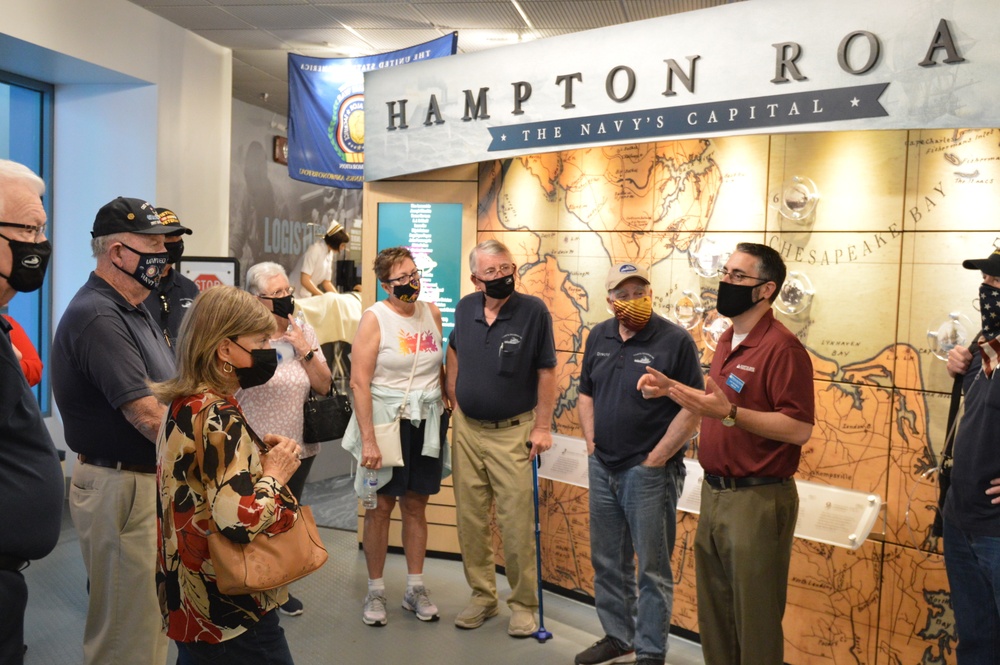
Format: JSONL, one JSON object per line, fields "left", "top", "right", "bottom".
{"left": 302, "top": 381, "right": 353, "bottom": 444}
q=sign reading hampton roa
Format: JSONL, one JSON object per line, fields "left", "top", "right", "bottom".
{"left": 363, "top": 0, "right": 1000, "bottom": 182}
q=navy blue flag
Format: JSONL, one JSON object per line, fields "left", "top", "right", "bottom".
{"left": 287, "top": 33, "right": 457, "bottom": 188}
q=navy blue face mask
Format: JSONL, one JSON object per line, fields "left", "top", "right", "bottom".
{"left": 115, "top": 242, "right": 169, "bottom": 290}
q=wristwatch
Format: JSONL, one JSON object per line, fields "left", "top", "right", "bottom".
{"left": 722, "top": 404, "right": 738, "bottom": 427}
{"left": 302, "top": 349, "right": 316, "bottom": 362}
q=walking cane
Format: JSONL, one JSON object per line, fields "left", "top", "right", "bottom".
{"left": 529, "top": 444, "right": 553, "bottom": 642}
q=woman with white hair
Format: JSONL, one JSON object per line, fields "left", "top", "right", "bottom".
{"left": 237, "top": 261, "right": 332, "bottom": 617}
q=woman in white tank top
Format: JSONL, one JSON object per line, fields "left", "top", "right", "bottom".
{"left": 342, "top": 247, "right": 450, "bottom": 627}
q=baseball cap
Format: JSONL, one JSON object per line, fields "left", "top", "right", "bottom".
{"left": 962, "top": 247, "right": 1000, "bottom": 277}
{"left": 606, "top": 262, "right": 650, "bottom": 291}
{"left": 155, "top": 207, "right": 193, "bottom": 237}
{"left": 91, "top": 197, "right": 188, "bottom": 238}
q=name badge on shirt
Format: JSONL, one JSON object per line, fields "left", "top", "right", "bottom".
{"left": 726, "top": 373, "right": 745, "bottom": 393}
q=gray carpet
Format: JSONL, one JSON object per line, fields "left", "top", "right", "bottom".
{"left": 302, "top": 473, "right": 358, "bottom": 531}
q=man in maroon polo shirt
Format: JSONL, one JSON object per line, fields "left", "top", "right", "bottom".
{"left": 638, "top": 242, "right": 814, "bottom": 665}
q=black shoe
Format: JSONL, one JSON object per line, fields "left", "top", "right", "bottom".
{"left": 279, "top": 594, "right": 304, "bottom": 616}
{"left": 575, "top": 636, "right": 636, "bottom": 665}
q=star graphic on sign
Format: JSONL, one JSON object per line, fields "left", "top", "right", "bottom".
{"left": 501, "top": 134, "right": 507, "bottom": 141}
{"left": 850, "top": 97, "right": 860, "bottom": 107}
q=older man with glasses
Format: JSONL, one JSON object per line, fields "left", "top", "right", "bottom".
{"left": 445, "top": 239, "right": 556, "bottom": 638}
{"left": 0, "top": 159, "right": 63, "bottom": 664}
{"left": 575, "top": 262, "right": 703, "bottom": 665}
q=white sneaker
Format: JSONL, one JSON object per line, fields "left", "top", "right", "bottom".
{"left": 402, "top": 585, "right": 440, "bottom": 621}
{"left": 363, "top": 590, "right": 387, "bottom": 626}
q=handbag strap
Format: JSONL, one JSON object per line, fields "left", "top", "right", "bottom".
{"left": 942, "top": 330, "right": 982, "bottom": 464}
{"left": 191, "top": 398, "right": 226, "bottom": 532}
{"left": 395, "top": 328, "right": 423, "bottom": 421}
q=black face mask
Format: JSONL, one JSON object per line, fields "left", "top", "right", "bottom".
{"left": 0, "top": 234, "right": 51, "bottom": 293}
{"left": 716, "top": 281, "right": 765, "bottom": 318}
{"left": 231, "top": 340, "right": 278, "bottom": 389}
{"left": 481, "top": 274, "right": 515, "bottom": 300}
{"left": 262, "top": 294, "right": 295, "bottom": 320}
{"left": 115, "top": 243, "right": 169, "bottom": 290}
{"left": 165, "top": 240, "right": 184, "bottom": 265}
{"left": 392, "top": 280, "right": 420, "bottom": 303}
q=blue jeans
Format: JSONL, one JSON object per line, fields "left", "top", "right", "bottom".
{"left": 175, "top": 610, "right": 294, "bottom": 665}
{"left": 588, "top": 456, "right": 683, "bottom": 659}
{"left": 944, "top": 520, "right": 1000, "bottom": 664}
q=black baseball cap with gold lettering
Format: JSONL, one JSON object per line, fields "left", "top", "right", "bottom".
{"left": 91, "top": 197, "right": 190, "bottom": 238}
{"left": 962, "top": 248, "right": 1000, "bottom": 277}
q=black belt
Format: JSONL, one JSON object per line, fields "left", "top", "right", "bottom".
{"left": 704, "top": 474, "right": 789, "bottom": 491}
{"left": 0, "top": 554, "right": 27, "bottom": 572}
{"left": 79, "top": 454, "right": 157, "bottom": 475}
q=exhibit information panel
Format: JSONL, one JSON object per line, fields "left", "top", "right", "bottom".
{"left": 376, "top": 202, "right": 462, "bottom": 346}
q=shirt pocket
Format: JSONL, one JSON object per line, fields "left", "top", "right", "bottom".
{"left": 497, "top": 339, "right": 522, "bottom": 376}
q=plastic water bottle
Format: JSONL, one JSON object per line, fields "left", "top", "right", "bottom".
{"left": 362, "top": 468, "right": 378, "bottom": 509}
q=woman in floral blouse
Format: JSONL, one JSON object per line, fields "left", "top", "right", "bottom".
{"left": 152, "top": 285, "right": 302, "bottom": 665}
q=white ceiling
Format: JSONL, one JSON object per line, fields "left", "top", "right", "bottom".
{"left": 127, "top": 0, "right": 743, "bottom": 117}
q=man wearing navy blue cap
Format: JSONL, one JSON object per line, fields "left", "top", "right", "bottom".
{"left": 52, "top": 196, "right": 181, "bottom": 665}
{"left": 143, "top": 207, "right": 197, "bottom": 349}
{"left": 943, "top": 245, "right": 1000, "bottom": 664}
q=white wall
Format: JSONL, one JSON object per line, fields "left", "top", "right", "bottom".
{"left": 0, "top": 0, "right": 232, "bottom": 315}
{"left": 0, "top": 0, "right": 232, "bottom": 454}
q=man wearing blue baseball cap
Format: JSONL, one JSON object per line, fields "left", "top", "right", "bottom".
{"left": 52, "top": 196, "right": 179, "bottom": 665}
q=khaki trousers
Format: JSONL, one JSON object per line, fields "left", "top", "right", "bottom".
{"left": 695, "top": 479, "right": 798, "bottom": 665}
{"left": 451, "top": 409, "right": 538, "bottom": 611}
{"left": 70, "top": 462, "right": 167, "bottom": 665}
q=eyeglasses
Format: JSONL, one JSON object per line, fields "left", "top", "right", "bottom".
{"left": 259, "top": 286, "right": 294, "bottom": 299}
{"left": 475, "top": 263, "right": 516, "bottom": 280}
{"left": 387, "top": 269, "right": 422, "bottom": 286}
{"left": 0, "top": 221, "right": 46, "bottom": 242}
{"left": 610, "top": 287, "right": 649, "bottom": 301}
{"left": 717, "top": 267, "right": 768, "bottom": 285}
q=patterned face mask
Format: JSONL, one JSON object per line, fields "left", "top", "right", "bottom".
{"left": 392, "top": 278, "right": 421, "bottom": 303}
{"left": 611, "top": 296, "right": 652, "bottom": 332}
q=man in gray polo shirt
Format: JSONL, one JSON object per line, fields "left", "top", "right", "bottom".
{"left": 52, "top": 196, "right": 184, "bottom": 665}
{"left": 576, "top": 263, "right": 702, "bottom": 665}
{"left": 445, "top": 239, "right": 556, "bottom": 638}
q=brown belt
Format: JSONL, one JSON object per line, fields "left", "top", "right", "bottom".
{"left": 78, "top": 454, "right": 157, "bottom": 475}
{"left": 474, "top": 411, "right": 533, "bottom": 430}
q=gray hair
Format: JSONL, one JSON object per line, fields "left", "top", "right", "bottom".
{"left": 91, "top": 232, "right": 130, "bottom": 259}
{"left": 0, "top": 160, "right": 45, "bottom": 218}
{"left": 245, "top": 261, "right": 288, "bottom": 295}
{"left": 469, "top": 239, "right": 512, "bottom": 274}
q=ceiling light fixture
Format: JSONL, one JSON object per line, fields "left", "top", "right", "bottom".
{"left": 510, "top": 0, "right": 535, "bottom": 30}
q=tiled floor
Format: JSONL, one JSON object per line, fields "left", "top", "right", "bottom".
{"left": 23, "top": 497, "right": 706, "bottom": 665}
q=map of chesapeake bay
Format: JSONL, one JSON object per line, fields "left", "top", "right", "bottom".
{"left": 478, "top": 129, "right": 1000, "bottom": 664}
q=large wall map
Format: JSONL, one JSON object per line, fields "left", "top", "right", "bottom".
{"left": 479, "top": 129, "right": 1000, "bottom": 664}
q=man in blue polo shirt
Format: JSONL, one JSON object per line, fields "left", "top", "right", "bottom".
{"left": 576, "top": 262, "right": 703, "bottom": 665}
{"left": 52, "top": 196, "right": 184, "bottom": 665}
{"left": 445, "top": 239, "right": 557, "bottom": 638}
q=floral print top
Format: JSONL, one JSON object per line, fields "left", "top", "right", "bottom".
{"left": 156, "top": 392, "right": 298, "bottom": 644}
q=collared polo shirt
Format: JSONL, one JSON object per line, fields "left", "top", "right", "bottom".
{"left": 699, "top": 309, "right": 814, "bottom": 478}
{"left": 579, "top": 314, "right": 704, "bottom": 471}
{"left": 143, "top": 268, "right": 200, "bottom": 349}
{"left": 449, "top": 291, "right": 556, "bottom": 421}
{"left": 52, "top": 272, "right": 176, "bottom": 465}
{"left": 0, "top": 317, "right": 64, "bottom": 560}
